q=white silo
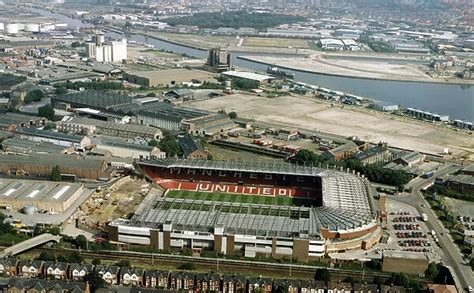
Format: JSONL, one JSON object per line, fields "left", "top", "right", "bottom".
{"left": 0, "top": 23, "right": 4, "bottom": 31}
{"left": 5, "top": 23, "right": 18, "bottom": 34}
{"left": 16, "top": 23, "right": 25, "bottom": 31}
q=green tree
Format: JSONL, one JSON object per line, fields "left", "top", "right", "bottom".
{"left": 372, "top": 275, "right": 383, "bottom": 286}
{"left": 71, "top": 41, "right": 84, "bottom": 48}
{"left": 38, "top": 104, "right": 55, "bottom": 120}
{"left": 314, "top": 268, "right": 331, "bottom": 285}
{"left": 55, "top": 87, "right": 67, "bottom": 95}
{"left": 84, "top": 271, "right": 105, "bottom": 292}
{"left": 293, "top": 149, "right": 326, "bottom": 165}
{"left": 0, "top": 213, "right": 15, "bottom": 235}
{"left": 426, "top": 262, "right": 439, "bottom": 280}
{"left": 36, "top": 251, "right": 56, "bottom": 261}
{"left": 24, "top": 90, "right": 44, "bottom": 104}
{"left": 178, "top": 262, "right": 196, "bottom": 270}
{"left": 115, "top": 260, "right": 131, "bottom": 268}
{"left": 66, "top": 251, "right": 84, "bottom": 263}
{"left": 158, "top": 135, "right": 182, "bottom": 157}
{"left": 92, "top": 258, "right": 101, "bottom": 265}
{"left": 75, "top": 235, "right": 88, "bottom": 250}
{"left": 228, "top": 111, "right": 237, "bottom": 119}
{"left": 51, "top": 165, "right": 61, "bottom": 182}
{"left": 146, "top": 92, "right": 156, "bottom": 97}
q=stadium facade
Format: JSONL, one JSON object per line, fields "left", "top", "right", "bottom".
{"left": 108, "top": 159, "right": 382, "bottom": 261}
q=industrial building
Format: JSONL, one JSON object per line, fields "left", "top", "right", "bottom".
{"left": 0, "top": 153, "right": 110, "bottom": 180}
{"left": 123, "top": 69, "right": 213, "bottom": 87}
{"left": 0, "top": 178, "right": 84, "bottom": 213}
{"left": 85, "top": 36, "right": 127, "bottom": 63}
{"left": 57, "top": 116, "right": 162, "bottom": 140}
{"left": 221, "top": 71, "right": 274, "bottom": 84}
{"left": 180, "top": 113, "right": 236, "bottom": 136}
{"left": 51, "top": 91, "right": 132, "bottom": 111}
{"left": 108, "top": 158, "right": 381, "bottom": 261}
{"left": 2, "top": 138, "right": 69, "bottom": 155}
{"left": 0, "top": 113, "right": 46, "bottom": 131}
{"left": 93, "top": 137, "right": 165, "bottom": 159}
{"left": 204, "top": 48, "right": 231, "bottom": 72}
{"left": 178, "top": 134, "right": 208, "bottom": 159}
{"left": 323, "top": 141, "right": 360, "bottom": 161}
{"left": 354, "top": 144, "right": 391, "bottom": 165}
{"left": 382, "top": 251, "right": 429, "bottom": 275}
{"left": 15, "top": 128, "right": 91, "bottom": 150}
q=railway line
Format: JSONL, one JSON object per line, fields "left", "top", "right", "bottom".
{"left": 22, "top": 246, "right": 395, "bottom": 281}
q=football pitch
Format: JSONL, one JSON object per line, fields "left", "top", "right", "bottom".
{"left": 166, "top": 190, "right": 315, "bottom": 206}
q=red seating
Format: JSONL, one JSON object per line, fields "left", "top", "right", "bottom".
{"left": 142, "top": 165, "right": 321, "bottom": 199}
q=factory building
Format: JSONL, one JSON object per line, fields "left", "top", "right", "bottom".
{"left": 180, "top": 114, "right": 236, "bottom": 136}
{"left": 123, "top": 69, "right": 213, "bottom": 88}
{"left": 0, "top": 113, "right": 46, "bottom": 131}
{"left": 15, "top": 128, "right": 91, "bottom": 150}
{"left": 2, "top": 138, "right": 70, "bottom": 155}
{"left": 221, "top": 71, "right": 273, "bottom": 84}
{"left": 93, "top": 137, "right": 165, "bottom": 159}
{"left": 57, "top": 116, "right": 162, "bottom": 140}
{"left": 204, "top": 48, "right": 231, "bottom": 72}
{"left": 0, "top": 178, "right": 83, "bottom": 213}
{"left": 0, "top": 153, "right": 110, "bottom": 180}
{"left": 85, "top": 36, "right": 127, "bottom": 63}
{"left": 354, "top": 144, "right": 391, "bottom": 166}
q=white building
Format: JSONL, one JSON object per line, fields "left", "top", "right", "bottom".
{"left": 93, "top": 39, "right": 126, "bottom": 63}
{"left": 319, "top": 38, "right": 344, "bottom": 50}
{"left": 111, "top": 38, "right": 127, "bottom": 62}
{"left": 85, "top": 43, "right": 96, "bottom": 58}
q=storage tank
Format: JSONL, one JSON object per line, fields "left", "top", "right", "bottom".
{"left": 25, "top": 23, "right": 39, "bottom": 32}
{"left": 16, "top": 23, "right": 25, "bottom": 31}
{"left": 5, "top": 23, "right": 18, "bottom": 34}
{"left": 0, "top": 23, "right": 4, "bottom": 31}
{"left": 22, "top": 205, "right": 36, "bottom": 215}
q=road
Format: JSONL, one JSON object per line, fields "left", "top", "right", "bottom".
{"left": 393, "top": 164, "right": 473, "bottom": 290}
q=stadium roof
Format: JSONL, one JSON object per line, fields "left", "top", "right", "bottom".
{"left": 140, "top": 158, "right": 340, "bottom": 177}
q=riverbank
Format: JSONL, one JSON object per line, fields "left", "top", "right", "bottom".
{"left": 240, "top": 56, "right": 474, "bottom": 85}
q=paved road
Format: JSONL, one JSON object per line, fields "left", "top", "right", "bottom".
{"left": 395, "top": 164, "right": 472, "bottom": 290}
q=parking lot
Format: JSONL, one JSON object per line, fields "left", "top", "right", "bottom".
{"left": 385, "top": 198, "right": 443, "bottom": 260}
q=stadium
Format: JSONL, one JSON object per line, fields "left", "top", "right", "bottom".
{"left": 108, "top": 158, "right": 382, "bottom": 261}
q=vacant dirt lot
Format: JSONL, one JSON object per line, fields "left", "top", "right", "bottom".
{"left": 187, "top": 94, "right": 473, "bottom": 157}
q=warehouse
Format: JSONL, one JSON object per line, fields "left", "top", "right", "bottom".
{"left": 221, "top": 71, "right": 273, "bottom": 84}
{"left": 1, "top": 138, "right": 70, "bottom": 155}
{"left": 382, "top": 251, "right": 429, "bottom": 275}
{"left": 93, "top": 137, "right": 165, "bottom": 159}
{"left": 0, "top": 113, "right": 46, "bottom": 131}
{"left": 16, "top": 128, "right": 91, "bottom": 150}
{"left": 123, "top": 69, "right": 213, "bottom": 87}
{"left": 0, "top": 153, "right": 110, "bottom": 180}
{"left": 0, "top": 178, "right": 83, "bottom": 213}
{"left": 51, "top": 91, "right": 132, "bottom": 111}
{"left": 180, "top": 113, "right": 236, "bottom": 136}
{"left": 57, "top": 116, "right": 162, "bottom": 140}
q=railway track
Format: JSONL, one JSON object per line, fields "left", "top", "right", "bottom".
{"left": 24, "top": 246, "right": 392, "bottom": 281}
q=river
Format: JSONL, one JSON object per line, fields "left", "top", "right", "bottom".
{"left": 29, "top": 7, "right": 474, "bottom": 122}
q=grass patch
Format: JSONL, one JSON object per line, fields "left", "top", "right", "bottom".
{"left": 0, "top": 233, "right": 30, "bottom": 245}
